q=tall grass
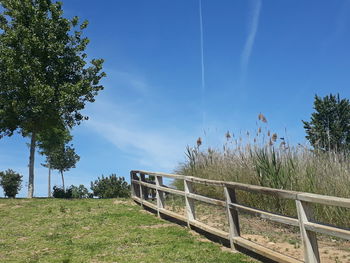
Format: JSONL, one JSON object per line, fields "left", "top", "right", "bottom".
{"left": 176, "top": 115, "right": 350, "bottom": 227}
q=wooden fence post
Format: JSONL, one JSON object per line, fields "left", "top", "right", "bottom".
{"left": 296, "top": 200, "right": 320, "bottom": 263}
{"left": 184, "top": 178, "right": 195, "bottom": 228}
{"left": 139, "top": 173, "right": 144, "bottom": 207}
{"left": 140, "top": 173, "right": 148, "bottom": 201}
{"left": 132, "top": 172, "right": 141, "bottom": 198}
{"left": 130, "top": 171, "right": 135, "bottom": 197}
{"left": 224, "top": 186, "right": 240, "bottom": 249}
{"left": 130, "top": 171, "right": 141, "bottom": 198}
{"left": 155, "top": 175, "right": 165, "bottom": 217}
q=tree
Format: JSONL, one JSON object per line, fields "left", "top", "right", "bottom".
{"left": 49, "top": 144, "right": 80, "bottom": 189}
{"left": 0, "top": 0, "right": 105, "bottom": 197}
{"left": 303, "top": 94, "right": 350, "bottom": 152}
{"left": 52, "top": 184, "right": 90, "bottom": 199}
{"left": 71, "top": 184, "right": 90, "bottom": 198}
{"left": 91, "top": 175, "right": 130, "bottom": 198}
{"left": 52, "top": 185, "right": 71, "bottom": 198}
{"left": 37, "top": 125, "right": 72, "bottom": 197}
{"left": 0, "top": 169, "right": 23, "bottom": 198}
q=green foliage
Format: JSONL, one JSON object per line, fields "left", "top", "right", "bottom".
{"left": 49, "top": 145, "right": 80, "bottom": 174}
{"left": 0, "top": 169, "right": 23, "bottom": 198}
{"left": 37, "top": 125, "right": 72, "bottom": 162}
{"left": 52, "top": 186, "right": 72, "bottom": 199}
{"left": 0, "top": 0, "right": 106, "bottom": 136}
{"left": 71, "top": 184, "right": 90, "bottom": 198}
{"left": 91, "top": 174, "right": 130, "bottom": 198}
{"left": 303, "top": 94, "right": 350, "bottom": 152}
{"left": 252, "top": 147, "right": 295, "bottom": 190}
{"left": 53, "top": 184, "right": 90, "bottom": 199}
{"left": 0, "top": 0, "right": 105, "bottom": 196}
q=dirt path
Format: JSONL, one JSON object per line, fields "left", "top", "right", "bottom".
{"left": 164, "top": 200, "right": 350, "bottom": 262}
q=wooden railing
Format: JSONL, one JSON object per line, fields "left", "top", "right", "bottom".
{"left": 130, "top": 170, "right": 350, "bottom": 263}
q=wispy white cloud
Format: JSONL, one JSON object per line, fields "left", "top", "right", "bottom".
{"left": 240, "top": 0, "right": 262, "bottom": 82}
{"left": 84, "top": 72, "right": 198, "bottom": 171}
{"left": 87, "top": 119, "right": 189, "bottom": 171}
{"left": 107, "top": 70, "right": 149, "bottom": 94}
{"left": 102, "top": 68, "right": 151, "bottom": 98}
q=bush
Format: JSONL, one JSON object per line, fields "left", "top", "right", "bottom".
{"left": 52, "top": 186, "right": 72, "bottom": 198}
{"left": 0, "top": 169, "right": 23, "bottom": 198}
{"left": 91, "top": 174, "right": 129, "bottom": 198}
{"left": 71, "top": 184, "right": 90, "bottom": 198}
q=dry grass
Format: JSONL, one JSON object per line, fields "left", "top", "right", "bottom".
{"left": 175, "top": 116, "right": 350, "bottom": 228}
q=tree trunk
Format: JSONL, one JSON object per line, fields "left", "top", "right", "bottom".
{"left": 61, "top": 170, "right": 65, "bottom": 190}
{"left": 48, "top": 165, "right": 51, "bottom": 198}
{"left": 27, "top": 132, "right": 36, "bottom": 198}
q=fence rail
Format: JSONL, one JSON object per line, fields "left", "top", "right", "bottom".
{"left": 130, "top": 170, "right": 350, "bottom": 263}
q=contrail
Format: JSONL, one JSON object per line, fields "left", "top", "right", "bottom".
{"left": 199, "top": 0, "right": 206, "bottom": 130}
{"left": 241, "top": 0, "right": 262, "bottom": 83}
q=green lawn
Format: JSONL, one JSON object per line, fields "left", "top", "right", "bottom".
{"left": 0, "top": 198, "right": 252, "bottom": 263}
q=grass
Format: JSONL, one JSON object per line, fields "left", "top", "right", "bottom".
{"left": 0, "top": 198, "right": 253, "bottom": 263}
{"left": 175, "top": 116, "right": 350, "bottom": 228}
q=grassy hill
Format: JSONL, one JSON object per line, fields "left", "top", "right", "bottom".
{"left": 0, "top": 198, "right": 252, "bottom": 263}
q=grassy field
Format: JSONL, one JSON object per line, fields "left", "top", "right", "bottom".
{"left": 0, "top": 198, "right": 252, "bottom": 263}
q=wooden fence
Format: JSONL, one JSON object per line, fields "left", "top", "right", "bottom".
{"left": 130, "top": 170, "right": 350, "bottom": 263}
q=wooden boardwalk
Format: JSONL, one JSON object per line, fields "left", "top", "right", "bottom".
{"left": 130, "top": 170, "right": 350, "bottom": 263}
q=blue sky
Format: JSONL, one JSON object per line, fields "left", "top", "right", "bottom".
{"left": 1, "top": 0, "right": 350, "bottom": 197}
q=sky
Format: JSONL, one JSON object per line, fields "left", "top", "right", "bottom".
{"left": 1, "top": 0, "right": 350, "bottom": 197}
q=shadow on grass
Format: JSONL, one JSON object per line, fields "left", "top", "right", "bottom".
{"left": 135, "top": 200, "right": 280, "bottom": 263}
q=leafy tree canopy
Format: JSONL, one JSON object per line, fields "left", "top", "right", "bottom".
{"left": 0, "top": 0, "right": 105, "bottom": 197}
{"left": 0, "top": 0, "right": 105, "bottom": 136}
{"left": 37, "top": 124, "right": 72, "bottom": 159}
{"left": 49, "top": 144, "right": 80, "bottom": 174}
{"left": 303, "top": 94, "right": 350, "bottom": 152}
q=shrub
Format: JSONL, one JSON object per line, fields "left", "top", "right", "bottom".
{"left": 91, "top": 174, "right": 129, "bottom": 198}
{"left": 0, "top": 169, "right": 23, "bottom": 198}
{"left": 52, "top": 186, "right": 72, "bottom": 199}
{"left": 71, "top": 184, "right": 90, "bottom": 198}
{"left": 176, "top": 114, "right": 350, "bottom": 227}
{"left": 53, "top": 184, "right": 91, "bottom": 199}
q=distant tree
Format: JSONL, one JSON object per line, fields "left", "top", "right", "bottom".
{"left": 52, "top": 185, "right": 72, "bottom": 199}
{"left": 0, "top": 169, "right": 23, "bottom": 198}
{"left": 49, "top": 145, "right": 80, "bottom": 189}
{"left": 37, "top": 126, "right": 72, "bottom": 197}
{"left": 52, "top": 184, "right": 90, "bottom": 199}
{"left": 303, "top": 94, "right": 350, "bottom": 152}
{"left": 0, "top": 0, "right": 105, "bottom": 198}
{"left": 71, "top": 184, "right": 90, "bottom": 198}
{"left": 91, "top": 175, "right": 130, "bottom": 198}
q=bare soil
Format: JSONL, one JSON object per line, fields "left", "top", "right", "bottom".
{"left": 166, "top": 199, "right": 350, "bottom": 262}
